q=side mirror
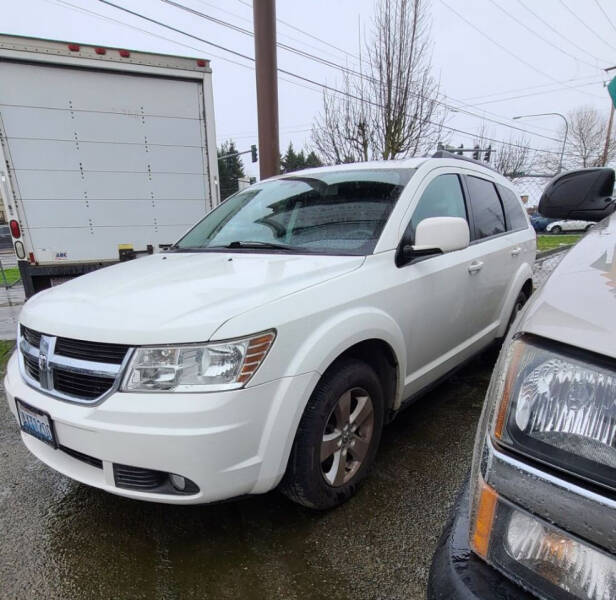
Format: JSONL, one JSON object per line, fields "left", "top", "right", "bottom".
{"left": 539, "top": 168, "right": 615, "bottom": 222}
{"left": 397, "top": 217, "right": 470, "bottom": 266}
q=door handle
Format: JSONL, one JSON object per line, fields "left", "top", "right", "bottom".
{"left": 468, "top": 260, "right": 484, "bottom": 274}
{"left": 511, "top": 247, "right": 522, "bottom": 256}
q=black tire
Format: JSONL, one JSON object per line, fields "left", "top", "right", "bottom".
{"left": 281, "top": 358, "right": 384, "bottom": 510}
{"left": 585, "top": 224, "right": 594, "bottom": 232}
{"left": 551, "top": 225, "right": 562, "bottom": 234}
{"left": 506, "top": 289, "right": 528, "bottom": 334}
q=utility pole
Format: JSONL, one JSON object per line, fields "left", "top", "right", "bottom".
{"left": 602, "top": 66, "right": 616, "bottom": 167}
{"left": 253, "top": 0, "right": 280, "bottom": 179}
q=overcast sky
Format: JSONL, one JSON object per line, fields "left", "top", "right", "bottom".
{"left": 3, "top": 0, "right": 615, "bottom": 178}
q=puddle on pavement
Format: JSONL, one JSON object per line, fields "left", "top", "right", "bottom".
{"left": 0, "top": 356, "right": 494, "bottom": 600}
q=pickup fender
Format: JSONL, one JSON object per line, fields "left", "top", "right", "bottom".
{"left": 496, "top": 261, "right": 534, "bottom": 338}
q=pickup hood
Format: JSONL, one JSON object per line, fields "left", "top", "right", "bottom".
{"left": 522, "top": 215, "right": 616, "bottom": 359}
{"left": 20, "top": 252, "right": 364, "bottom": 344}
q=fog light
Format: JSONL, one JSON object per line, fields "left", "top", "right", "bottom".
{"left": 169, "top": 473, "right": 186, "bottom": 491}
{"left": 504, "top": 511, "right": 616, "bottom": 600}
{"left": 472, "top": 489, "right": 616, "bottom": 600}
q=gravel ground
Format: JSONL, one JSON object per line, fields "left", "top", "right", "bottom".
{"left": 0, "top": 250, "right": 566, "bottom": 600}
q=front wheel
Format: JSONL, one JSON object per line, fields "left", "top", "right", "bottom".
{"left": 281, "top": 358, "right": 384, "bottom": 510}
{"left": 550, "top": 225, "right": 562, "bottom": 234}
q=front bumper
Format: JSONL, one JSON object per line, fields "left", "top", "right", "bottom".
{"left": 5, "top": 352, "right": 319, "bottom": 504}
{"left": 428, "top": 477, "right": 534, "bottom": 600}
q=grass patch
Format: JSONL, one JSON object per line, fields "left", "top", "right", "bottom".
{"left": 537, "top": 234, "right": 582, "bottom": 252}
{"left": 0, "top": 340, "right": 15, "bottom": 374}
{"left": 0, "top": 267, "right": 20, "bottom": 285}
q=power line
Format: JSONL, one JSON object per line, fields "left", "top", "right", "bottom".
{"left": 469, "top": 80, "right": 606, "bottom": 107}
{"left": 558, "top": 0, "right": 616, "bottom": 53}
{"left": 161, "top": 0, "right": 563, "bottom": 143}
{"left": 487, "top": 0, "right": 603, "bottom": 70}
{"left": 439, "top": 0, "right": 604, "bottom": 101}
{"left": 594, "top": 0, "right": 616, "bottom": 36}
{"left": 516, "top": 0, "right": 611, "bottom": 65}
{"left": 96, "top": 0, "right": 567, "bottom": 157}
{"left": 192, "top": 0, "right": 361, "bottom": 67}
{"left": 460, "top": 74, "right": 602, "bottom": 102}
{"left": 234, "top": 0, "right": 360, "bottom": 64}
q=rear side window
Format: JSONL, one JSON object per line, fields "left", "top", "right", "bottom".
{"left": 466, "top": 176, "right": 506, "bottom": 239}
{"left": 497, "top": 185, "right": 528, "bottom": 231}
{"left": 407, "top": 174, "right": 467, "bottom": 239}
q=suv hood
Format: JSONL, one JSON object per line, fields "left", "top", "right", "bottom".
{"left": 522, "top": 216, "right": 616, "bottom": 359}
{"left": 20, "top": 252, "right": 364, "bottom": 344}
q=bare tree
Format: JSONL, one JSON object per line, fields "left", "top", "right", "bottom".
{"left": 312, "top": 0, "right": 446, "bottom": 164}
{"left": 472, "top": 126, "right": 531, "bottom": 177}
{"left": 537, "top": 106, "right": 616, "bottom": 173}
{"left": 564, "top": 106, "right": 616, "bottom": 168}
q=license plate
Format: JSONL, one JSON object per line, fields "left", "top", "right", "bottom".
{"left": 16, "top": 399, "right": 57, "bottom": 448}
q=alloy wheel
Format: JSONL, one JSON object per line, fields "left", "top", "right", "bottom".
{"left": 320, "top": 387, "right": 374, "bottom": 487}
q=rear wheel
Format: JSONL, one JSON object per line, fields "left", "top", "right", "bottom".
{"left": 585, "top": 224, "right": 594, "bottom": 232}
{"left": 281, "top": 358, "right": 384, "bottom": 509}
{"left": 507, "top": 289, "right": 528, "bottom": 334}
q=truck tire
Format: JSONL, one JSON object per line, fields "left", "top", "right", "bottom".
{"left": 281, "top": 358, "right": 384, "bottom": 510}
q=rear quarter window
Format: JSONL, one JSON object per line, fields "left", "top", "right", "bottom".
{"left": 497, "top": 184, "right": 529, "bottom": 231}
{"left": 466, "top": 176, "right": 506, "bottom": 239}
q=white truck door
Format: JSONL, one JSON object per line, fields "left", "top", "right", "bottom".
{"left": 0, "top": 60, "right": 212, "bottom": 264}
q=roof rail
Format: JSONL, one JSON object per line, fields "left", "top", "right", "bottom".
{"left": 431, "top": 150, "right": 499, "bottom": 173}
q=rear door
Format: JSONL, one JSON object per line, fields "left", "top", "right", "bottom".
{"left": 0, "top": 60, "right": 211, "bottom": 263}
{"left": 463, "top": 174, "right": 515, "bottom": 338}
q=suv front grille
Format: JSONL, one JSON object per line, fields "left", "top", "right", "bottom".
{"left": 54, "top": 337, "right": 129, "bottom": 365}
{"left": 53, "top": 368, "right": 116, "bottom": 400}
{"left": 22, "top": 326, "right": 42, "bottom": 348}
{"left": 19, "top": 325, "right": 131, "bottom": 404}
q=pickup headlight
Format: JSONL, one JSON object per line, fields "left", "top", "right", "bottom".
{"left": 469, "top": 335, "right": 616, "bottom": 600}
{"left": 492, "top": 337, "right": 616, "bottom": 490}
{"left": 122, "top": 331, "right": 275, "bottom": 392}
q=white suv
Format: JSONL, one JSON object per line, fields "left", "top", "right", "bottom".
{"left": 5, "top": 154, "right": 536, "bottom": 509}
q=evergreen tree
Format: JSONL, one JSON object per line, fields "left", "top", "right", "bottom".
{"left": 218, "top": 140, "right": 246, "bottom": 200}
{"left": 281, "top": 142, "right": 324, "bottom": 173}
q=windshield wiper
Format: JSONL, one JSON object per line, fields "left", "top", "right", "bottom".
{"left": 221, "top": 240, "right": 301, "bottom": 251}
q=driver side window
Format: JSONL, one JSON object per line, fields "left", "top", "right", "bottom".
{"left": 406, "top": 174, "right": 467, "bottom": 241}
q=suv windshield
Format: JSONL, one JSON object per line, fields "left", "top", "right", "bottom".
{"left": 176, "top": 168, "right": 414, "bottom": 255}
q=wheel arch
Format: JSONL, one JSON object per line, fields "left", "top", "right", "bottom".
{"left": 496, "top": 263, "right": 534, "bottom": 338}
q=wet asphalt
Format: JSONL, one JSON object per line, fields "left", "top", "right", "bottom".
{"left": 0, "top": 351, "right": 493, "bottom": 600}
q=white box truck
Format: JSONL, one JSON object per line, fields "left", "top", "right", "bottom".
{"left": 0, "top": 34, "right": 219, "bottom": 296}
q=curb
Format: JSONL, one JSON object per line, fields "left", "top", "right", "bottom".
{"left": 535, "top": 244, "right": 574, "bottom": 261}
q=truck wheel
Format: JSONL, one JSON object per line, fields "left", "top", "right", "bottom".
{"left": 281, "top": 358, "right": 384, "bottom": 510}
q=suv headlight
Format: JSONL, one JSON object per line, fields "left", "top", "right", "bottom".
{"left": 122, "top": 331, "right": 275, "bottom": 392}
{"left": 469, "top": 335, "right": 616, "bottom": 600}
{"left": 493, "top": 337, "right": 616, "bottom": 490}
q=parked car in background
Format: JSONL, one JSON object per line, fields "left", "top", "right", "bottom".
{"left": 429, "top": 167, "right": 616, "bottom": 600}
{"left": 529, "top": 214, "right": 556, "bottom": 232}
{"left": 545, "top": 218, "right": 594, "bottom": 234}
{"left": 5, "top": 153, "right": 535, "bottom": 510}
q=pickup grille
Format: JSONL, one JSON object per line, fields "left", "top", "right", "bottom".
{"left": 19, "top": 325, "right": 130, "bottom": 404}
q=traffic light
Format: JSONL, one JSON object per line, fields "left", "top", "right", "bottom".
{"left": 472, "top": 145, "right": 480, "bottom": 160}
{"left": 251, "top": 144, "right": 258, "bottom": 163}
{"left": 484, "top": 145, "right": 492, "bottom": 162}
